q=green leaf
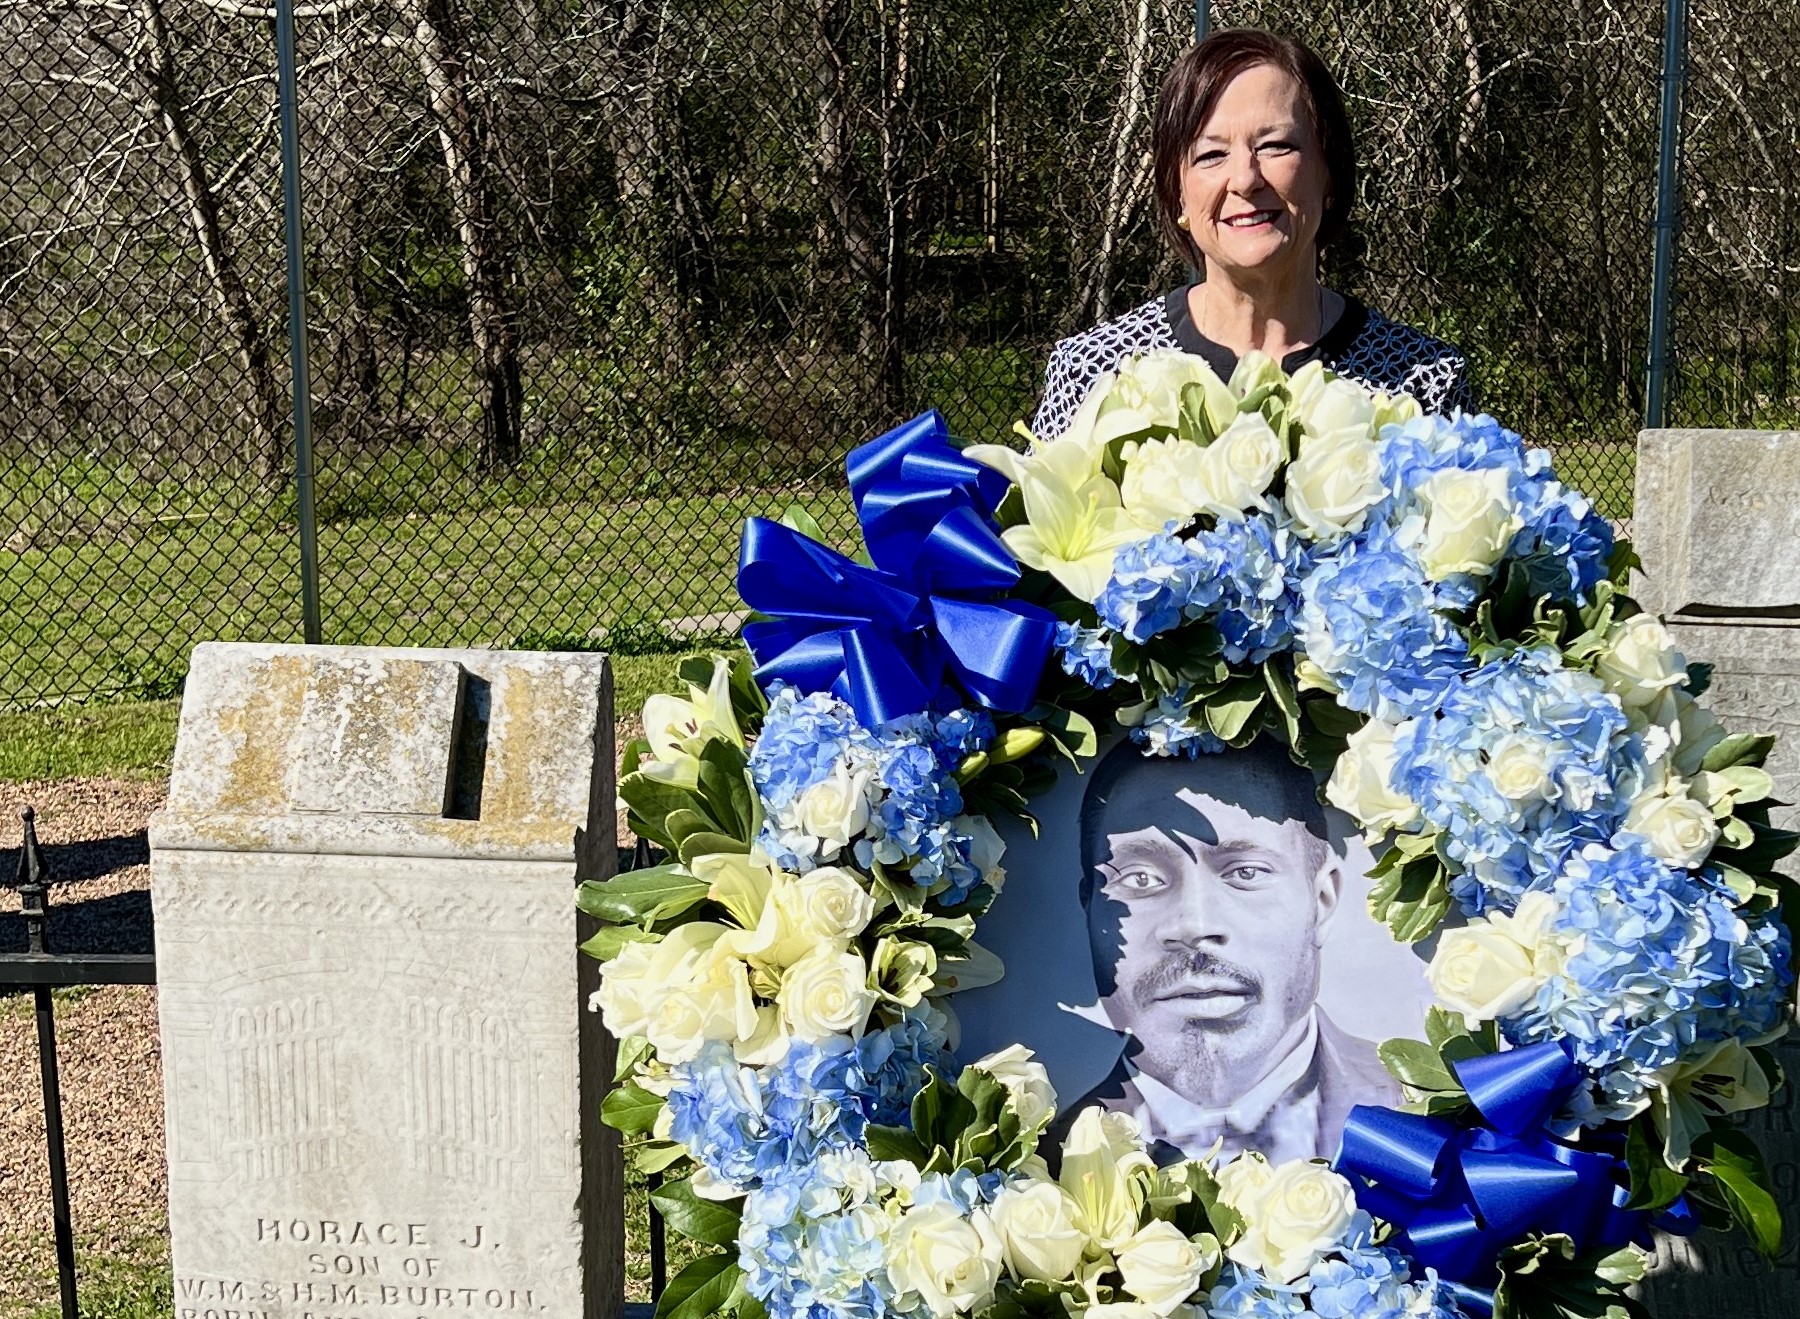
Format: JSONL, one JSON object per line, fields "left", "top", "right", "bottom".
{"left": 613, "top": 1035, "right": 655, "bottom": 1082}
{"left": 1701, "top": 733, "right": 1777, "bottom": 773}
{"left": 1369, "top": 853, "right": 1453, "bottom": 943}
{"left": 1026, "top": 703, "right": 1100, "bottom": 761}
{"left": 1424, "top": 1006, "right": 1471, "bottom": 1051}
{"left": 1695, "top": 1129, "right": 1783, "bottom": 1256}
{"left": 865, "top": 1123, "right": 932, "bottom": 1166}
{"left": 664, "top": 807, "right": 716, "bottom": 850}
{"left": 1203, "top": 676, "right": 1266, "bottom": 742}
{"left": 697, "top": 739, "right": 755, "bottom": 841}
{"left": 601, "top": 1081, "right": 664, "bottom": 1135}
{"left": 912, "top": 1067, "right": 979, "bottom": 1149}
{"left": 618, "top": 775, "right": 708, "bottom": 849}
{"left": 781, "top": 503, "right": 827, "bottom": 543}
{"left": 578, "top": 866, "right": 711, "bottom": 925}
{"left": 628, "top": 1140, "right": 692, "bottom": 1175}
{"left": 654, "top": 1253, "right": 742, "bottom": 1319}
{"left": 579, "top": 924, "right": 658, "bottom": 962}
{"left": 651, "top": 1178, "right": 744, "bottom": 1248}
{"left": 1380, "top": 1039, "right": 1460, "bottom": 1092}
{"left": 1303, "top": 697, "right": 1363, "bottom": 738}
{"left": 1624, "top": 1118, "right": 1689, "bottom": 1210}
{"left": 679, "top": 830, "right": 752, "bottom": 867}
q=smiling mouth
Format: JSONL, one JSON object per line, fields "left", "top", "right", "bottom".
{"left": 1221, "top": 210, "right": 1280, "bottom": 229}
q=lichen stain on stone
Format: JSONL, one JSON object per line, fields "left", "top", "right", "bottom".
{"left": 211, "top": 653, "right": 310, "bottom": 816}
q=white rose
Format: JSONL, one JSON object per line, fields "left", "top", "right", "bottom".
{"left": 1292, "top": 374, "right": 1377, "bottom": 442}
{"left": 778, "top": 947, "right": 875, "bottom": 1041}
{"left": 1285, "top": 429, "right": 1386, "bottom": 540}
{"left": 1114, "top": 1220, "right": 1214, "bottom": 1316}
{"left": 1100, "top": 350, "right": 1232, "bottom": 440}
{"left": 646, "top": 941, "right": 760, "bottom": 1063}
{"left": 1416, "top": 466, "right": 1520, "bottom": 580}
{"left": 595, "top": 921, "right": 727, "bottom": 1040}
{"left": 885, "top": 1201, "right": 1005, "bottom": 1319}
{"left": 1058, "top": 1107, "right": 1153, "bottom": 1251}
{"left": 1487, "top": 733, "right": 1555, "bottom": 804}
{"left": 1325, "top": 718, "right": 1420, "bottom": 834}
{"left": 1120, "top": 437, "right": 1212, "bottom": 533}
{"left": 1624, "top": 781, "right": 1720, "bottom": 870}
{"left": 1427, "top": 892, "right": 1564, "bottom": 1029}
{"left": 785, "top": 865, "right": 876, "bottom": 940}
{"left": 989, "top": 1179, "right": 1086, "bottom": 1283}
{"left": 1214, "top": 1153, "right": 1275, "bottom": 1215}
{"left": 1082, "top": 1305, "right": 1166, "bottom": 1319}
{"left": 972, "top": 1043, "right": 1059, "bottom": 1134}
{"left": 1226, "top": 1160, "right": 1356, "bottom": 1284}
{"left": 797, "top": 764, "right": 876, "bottom": 856}
{"left": 1597, "top": 614, "right": 1688, "bottom": 712}
{"left": 1195, "top": 411, "right": 1283, "bottom": 521}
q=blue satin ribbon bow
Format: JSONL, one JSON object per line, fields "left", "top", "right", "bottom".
{"left": 737, "top": 410, "right": 1054, "bottom": 727}
{"left": 1335, "top": 1040, "right": 1696, "bottom": 1317}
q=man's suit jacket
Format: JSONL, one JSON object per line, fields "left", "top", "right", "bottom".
{"left": 1043, "top": 1011, "right": 1400, "bottom": 1166}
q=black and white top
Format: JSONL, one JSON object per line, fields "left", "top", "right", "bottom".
{"left": 1031, "top": 287, "right": 1472, "bottom": 438}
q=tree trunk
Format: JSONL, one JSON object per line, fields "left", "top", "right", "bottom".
{"left": 399, "top": 0, "right": 523, "bottom": 469}
{"left": 135, "top": 0, "right": 287, "bottom": 481}
{"left": 1075, "top": 0, "right": 1153, "bottom": 329}
{"left": 813, "top": 0, "right": 884, "bottom": 361}
{"left": 875, "top": 0, "right": 912, "bottom": 414}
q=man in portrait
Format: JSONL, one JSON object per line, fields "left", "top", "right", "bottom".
{"left": 1048, "top": 737, "right": 1399, "bottom": 1165}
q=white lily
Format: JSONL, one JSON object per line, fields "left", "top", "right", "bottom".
{"left": 638, "top": 655, "right": 743, "bottom": 787}
{"left": 999, "top": 442, "right": 1141, "bottom": 602}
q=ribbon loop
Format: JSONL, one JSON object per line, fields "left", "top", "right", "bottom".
{"left": 737, "top": 412, "right": 1052, "bottom": 726}
{"left": 1335, "top": 1040, "right": 1690, "bottom": 1316}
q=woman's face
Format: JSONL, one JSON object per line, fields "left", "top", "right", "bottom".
{"left": 1179, "top": 62, "right": 1330, "bottom": 284}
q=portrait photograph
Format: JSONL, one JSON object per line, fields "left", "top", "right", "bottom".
{"left": 955, "top": 732, "right": 1437, "bottom": 1167}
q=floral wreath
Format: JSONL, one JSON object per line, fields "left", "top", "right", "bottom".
{"left": 584, "top": 350, "right": 1796, "bottom": 1319}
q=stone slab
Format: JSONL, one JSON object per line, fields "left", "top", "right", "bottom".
{"left": 1631, "top": 432, "right": 1800, "bottom": 1317}
{"left": 151, "top": 643, "right": 620, "bottom": 1319}
{"left": 1633, "top": 428, "right": 1800, "bottom": 618}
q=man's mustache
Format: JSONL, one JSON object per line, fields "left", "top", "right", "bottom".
{"left": 1132, "top": 950, "right": 1262, "bottom": 1009}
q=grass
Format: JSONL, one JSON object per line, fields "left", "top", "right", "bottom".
{"left": 0, "top": 651, "right": 723, "bottom": 783}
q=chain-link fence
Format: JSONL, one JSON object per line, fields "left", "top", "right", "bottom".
{"left": 4, "top": 0, "right": 1796, "bottom": 709}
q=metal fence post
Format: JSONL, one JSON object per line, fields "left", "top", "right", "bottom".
{"left": 1645, "top": 0, "right": 1688, "bottom": 430}
{"left": 1195, "top": 0, "right": 1209, "bottom": 43}
{"left": 276, "top": 0, "right": 322, "bottom": 644}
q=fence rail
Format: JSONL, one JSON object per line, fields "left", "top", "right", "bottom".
{"left": 3, "top": 0, "right": 1797, "bottom": 709}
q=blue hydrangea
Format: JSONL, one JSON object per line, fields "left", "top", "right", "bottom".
{"left": 1128, "top": 685, "right": 1226, "bottom": 758}
{"left": 1510, "top": 481, "right": 1615, "bottom": 604}
{"left": 1096, "top": 533, "right": 1223, "bottom": 642}
{"left": 1504, "top": 839, "right": 1795, "bottom": 1118}
{"left": 1295, "top": 543, "right": 1472, "bottom": 722}
{"left": 740, "top": 1150, "right": 891, "bottom": 1319}
{"left": 1055, "top": 621, "right": 1119, "bottom": 688}
{"left": 750, "top": 684, "right": 995, "bottom": 898}
{"left": 1205, "top": 1264, "right": 1309, "bottom": 1319}
{"left": 1391, "top": 647, "right": 1640, "bottom": 913}
{"left": 666, "top": 1015, "right": 950, "bottom": 1197}
{"left": 1306, "top": 1243, "right": 1465, "bottom": 1319}
{"left": 1189, "top": 515, "right": 1314, "bottom": 665}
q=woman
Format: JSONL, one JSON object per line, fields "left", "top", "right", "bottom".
{"left": 1032, "top": 28, "right": 1471, "bottom": 439}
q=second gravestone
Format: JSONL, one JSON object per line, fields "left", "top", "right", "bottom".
{"left": 1633, "top": 429, "right": 1800, "bottom": 1315}
{"left": 151, "top": 643, "right": 621, "bottom": 1319}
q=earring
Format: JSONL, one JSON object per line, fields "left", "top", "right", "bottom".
{"left": 1176, "top": 215, "right": 1191, "bottom": 231}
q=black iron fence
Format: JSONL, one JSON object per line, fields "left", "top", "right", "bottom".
{"left": 3, "top": 0, "right": 1797, "bottom": 709}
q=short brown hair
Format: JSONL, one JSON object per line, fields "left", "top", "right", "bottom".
{"left": 1152, "top": 28, "right": 1356, "bottom": 270}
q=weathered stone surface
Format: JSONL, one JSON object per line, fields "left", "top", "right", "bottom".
{"left": 1633, "top": 428, "right": 1800, "bottom": 618}
{"left": 152, "top": 643, "right": 620, "bottom": 1319}
{"left": 1632, "top": 433, "right": 1800, "bottom": 1316}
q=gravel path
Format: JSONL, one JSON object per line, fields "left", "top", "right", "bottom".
{"left": 0, "top": 780, "right": 167, "bottom": 1317}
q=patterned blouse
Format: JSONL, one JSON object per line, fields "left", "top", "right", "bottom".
{"left": 1030, "top": 286, "right": 1472, "bottom": 438}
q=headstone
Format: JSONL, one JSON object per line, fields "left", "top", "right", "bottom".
{"left": 1632, "top": 429, "right": 1800, "bottom": 1313}
{"left": 152, "top": 643, "right": 621, "bottom": 1319}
